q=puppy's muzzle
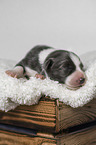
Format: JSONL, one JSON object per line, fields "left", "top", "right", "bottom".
{"left": 65, "top": 71, "right": 86, "bottom": 90}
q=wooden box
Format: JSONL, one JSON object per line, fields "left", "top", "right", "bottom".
{"left": 0, "top": 96, "right": 96, "bottom": 145}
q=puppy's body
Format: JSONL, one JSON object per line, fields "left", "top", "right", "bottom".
{"left": 6, "top": 45, "right": 86, "bottom": 89}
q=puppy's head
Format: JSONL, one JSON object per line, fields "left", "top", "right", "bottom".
{"left": 44, "top": 50, "right": 86, "bottom": 90}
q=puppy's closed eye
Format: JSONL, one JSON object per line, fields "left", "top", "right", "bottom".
{"left": 60, "top": 62, "right": 74, "bottom": 71}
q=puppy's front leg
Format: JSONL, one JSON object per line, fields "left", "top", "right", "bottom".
{"left": 6, "top": 66, "right": 45, "bottom": 80}
{"left": 5, "top": 66, "right": 24, "bottom": 78}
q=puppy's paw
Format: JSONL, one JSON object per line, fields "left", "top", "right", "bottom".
{"left": 5, "top": 70, "right": 18, "bottom": 78}
{"left": 35, "top": 74, "right": 45, "bottom": 80}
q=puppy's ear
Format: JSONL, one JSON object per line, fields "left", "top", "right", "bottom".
{"left": 44, "top": 58, "right": 54, "bottom": 71}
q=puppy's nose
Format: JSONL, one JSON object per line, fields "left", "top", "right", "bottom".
{"left": 79, "top": 77, "right": 85, "bottom": 85}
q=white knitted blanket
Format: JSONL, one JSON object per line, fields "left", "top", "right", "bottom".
{"left": 0, "top": 51, "right": 96, "bottom": 112}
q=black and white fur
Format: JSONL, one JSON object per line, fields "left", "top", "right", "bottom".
{"left": 6, "top": 45, "right": 86, "bottom": 89}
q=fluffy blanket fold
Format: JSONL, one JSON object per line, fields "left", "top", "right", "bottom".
{"left": 0, "top": 51, "right": 96, "bottom": 112}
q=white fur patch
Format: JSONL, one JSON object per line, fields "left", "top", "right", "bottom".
{"left": 39, "top": 48, "right": 55, "bottom": 65}
{"left": 25, "top": 67, "right": 37, "bottom": 77}
{"left": 70, "top": 53, "right": 82, "bottom": 72}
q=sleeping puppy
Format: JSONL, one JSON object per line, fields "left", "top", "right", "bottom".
{"left": 5, "top": 45, "right": 86, "bottom": 90}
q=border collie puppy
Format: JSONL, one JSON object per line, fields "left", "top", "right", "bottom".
{"left": 6, "top": 45, "right": 86, "bottom": 89}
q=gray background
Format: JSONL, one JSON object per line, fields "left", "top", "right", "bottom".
{"left": 0, "top": 0, "right": 96, "bottom": 61}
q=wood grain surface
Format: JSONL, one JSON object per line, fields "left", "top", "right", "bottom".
{"left": 57, "top": 125, "right": 96, "bottom": 145}
{"left": 59, "top": 98, "right": 96, "bottom": 130}
{"left": 0, "top": 124, "right": 96, "bottom": 145}
{"left": 0, "top": 97, "right": 57, "bottom": 133}
{"left": 0, "top": 130, "right": 56, "bottom": 145}
{"left": 0, "top": 97, "right": 96, "bottom": 133}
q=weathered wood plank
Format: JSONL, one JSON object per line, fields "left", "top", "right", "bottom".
{"left": 0, "top": 130, "right": 56, "bottom": 145}
{"left": 57, "top": 125, "right": 96, "bottom": 145}
{"left": 59, "top": 98, "right": 96, "bottom": 131}
{"left": 0, "top": 97, "right": 57, "bottom": 133}
{"left": 0, "top": 97, "right": 96, "bottom": 133}
{"left": 0, "top": 123, "right": 96, "bottom": 145}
